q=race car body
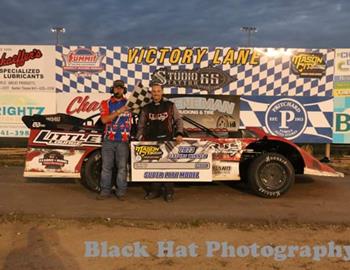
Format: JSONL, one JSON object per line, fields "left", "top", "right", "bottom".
{"left": 22, "top": 113, "right": 343, "bottom": 198}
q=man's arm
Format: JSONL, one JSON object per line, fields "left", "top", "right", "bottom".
{"left": 101, "top": 105, "right": 128, "bottom": 124}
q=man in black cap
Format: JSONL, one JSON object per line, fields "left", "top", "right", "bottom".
{"left": 136, "top": 81, "right": 184, "bottom": 202}
{"left": 97, "top": 79, "right": 131, "bottom": 201}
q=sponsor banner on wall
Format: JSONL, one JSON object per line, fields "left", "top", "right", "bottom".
{"left": 0, "top": 45, "right": 56, "bottom": 92}
{"left": 240, "top": 96, "right": 333, "bottom": 143}
{"left": 131, "top": 141, "right": 212, "bottom": 182}
{"left": 56, "top": 46, "right": 334, "bottom": 96}
{"left": 167, "top": 95, "right": 240, "bottom": 131}
{"left": 333, "top": 97, "right": 350, "bottom": 143}
{"left": 334, "top": 49, "right": 350, "bottom": 96}
{"left": 56, "top": 93, "right": 111, "bottom": 119}
{"left": 0, "top": 92, "right": 56, "bottom": 137}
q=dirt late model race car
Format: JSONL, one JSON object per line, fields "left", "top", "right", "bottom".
{"left": 22, "top": 113, "right": 343, "bottom": 198}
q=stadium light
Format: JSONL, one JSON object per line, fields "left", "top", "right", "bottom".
{"left": 240, "top": 26, "right": 258, "bottom": 47}
{"left": 51, "top": 27, "right": 66, "bottom": 45}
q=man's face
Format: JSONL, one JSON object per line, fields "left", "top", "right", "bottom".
{"left": 151, "top": 85, "right": 163, "bottom": 102}
{"left": 113, "top": 86, "right": 124, "bottom": 98}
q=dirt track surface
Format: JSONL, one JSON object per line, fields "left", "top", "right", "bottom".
{"left": 0, "top": 220, "right": 350, "bottom": 270}
{"left": 0, "top": 166, "right": 350, "bottom": 224}
{"left": 1, "top": 165, "right": 350, "bottom": 269}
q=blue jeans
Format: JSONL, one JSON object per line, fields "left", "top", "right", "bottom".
{"left": 100, "top": 140, "right": 129, "bottom": 196}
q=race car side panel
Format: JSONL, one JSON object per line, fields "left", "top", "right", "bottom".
{"left": 24, "top": 129, "right": 101, "bottom": 178}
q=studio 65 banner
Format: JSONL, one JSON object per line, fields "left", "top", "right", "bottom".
{"left": 131, "top": 141, "right": 212, "bottom": 182}
{"left": 0, "top": 45, "right": 55, "bottom": 92}
{"left": 55, "top": 46, "right": 334, "bottom": 96}
{"left": 240, "top": 96, "right": 333, "bottom": 143}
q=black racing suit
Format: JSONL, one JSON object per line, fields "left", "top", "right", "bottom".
{"left": 136, "top": 99, "right": 183, "bottom": 196}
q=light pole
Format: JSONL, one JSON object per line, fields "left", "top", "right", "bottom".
{"left": 51, "top": 27, "right": 65, "bottom": 45}
{"left": 240, "top": 26, "right": 257, "bottom": 47}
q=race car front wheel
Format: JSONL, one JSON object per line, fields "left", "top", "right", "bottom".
{"left": 247, "top": 153, "right": 295, "bottom": 198}
{"left": 81, "top": 150, "right": 102, "bottom": 192}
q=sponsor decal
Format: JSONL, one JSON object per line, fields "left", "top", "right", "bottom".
{"left": 149, "top": 112, "right": 168, "bottom": 121}
{"left": 168, "top": 146, "right": 208, "bottom": 160}
{"left": 291, "top": 52, "right": 326, "bottom": 78}
{"left": 213, "top": 165, "right": 231, "bottom": 174}
{"left": 265, "top": 98, "right": 307, "bottom": 140}
{"left": 134, "top": 145, "right": 163, "bottom": 160}
{"left": 39, "top": 151, "right": 68, "bottom": 169}
{"left": 151, "top": 66, "right": 236, "bottom": 92}
{"left": 0, "top": 48, "right": 43, "bottom": 68}
{"left": 210, "top": 141, "right": 243, "bottom": 158}
{"left": 62, "top": 48, "right": 105, "bottom": 76}
{"left": 33, "top": 130, "right": 102, "bottom": 147}
{"left": 45, "top": 116, "right": 61, "bottom": 122}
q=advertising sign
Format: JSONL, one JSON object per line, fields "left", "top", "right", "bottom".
{"left": 0, "top": 45, "right": 56, "bottom": 92}
{"left": 334, "top": 49, "right": 350, "bottom": 96}
{"left": 0, "top": 92, "right": 56, "bottom": 137}
{"left": 333, "top": 97, "right": 350, "bottom": 143}
{"left": 56, "top": 93, "right": 111, "bottom": 119}
{"left": 131, "top": 141, "right": 212, "bottom": 182}
{"left": 56, "top": 46, "right": 334, "bottom": 96}
{"left": 240, "top": 96, "right": 333, "bottom": 143}
{"left": 168, "top": 95, "right": 240, "bottom": 131}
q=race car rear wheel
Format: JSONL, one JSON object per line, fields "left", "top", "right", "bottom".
{"left": 247, "top": 153, "right": 294, "bottom": 198}
{"left": 81, "top": 150, "right": 102, "bottom": 192}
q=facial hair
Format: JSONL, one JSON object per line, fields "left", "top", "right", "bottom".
{"left": 113, "top": 92, "right": 123, "bottom": 99}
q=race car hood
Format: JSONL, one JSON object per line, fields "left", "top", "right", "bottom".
{"left": 246, "top": 127, "right": 344, "bottom": 178}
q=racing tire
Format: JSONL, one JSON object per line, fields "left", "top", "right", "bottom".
{"left": 81, "top": 150, "right": 102, "bottom": 192}
{"left": 247, "top": 153, "right": 294, "bottom": 198}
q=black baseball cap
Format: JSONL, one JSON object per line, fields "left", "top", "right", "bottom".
{"left": 112, "top": 79, "right": 126, "bottom": 89}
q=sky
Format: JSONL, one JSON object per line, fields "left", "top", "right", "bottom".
{"left": 1, "top": 0, "right": 350, "bottom": 48}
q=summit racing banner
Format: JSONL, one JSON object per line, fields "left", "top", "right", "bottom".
{"left": 55, "top": 46, "right": 334, "bottom": 96}
{"left": 0, "top": 45, "right": 55, "bottom": 92}
{"left": 168, "top": 95, "right": 240, "bottom": 131}
{"left": 131, "top": 141, "right": 212, "bottom": 182}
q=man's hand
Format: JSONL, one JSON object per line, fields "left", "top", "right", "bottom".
{"left": 113, "top": 105, "right": 129, "bottom": 117}
{"left": 102, "top": 106, "right": 129, "bottom": 124}
{"left": 175, "top": 135, "right": 183, "bottom": 145}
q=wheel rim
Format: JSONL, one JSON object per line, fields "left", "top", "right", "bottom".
{"left": 258, "top": 162, "right": 288, "bottom": 191}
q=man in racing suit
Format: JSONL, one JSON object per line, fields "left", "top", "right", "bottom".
{"left": 97, "top": 79, "right": 131, "bottom": 201}
{"left": 136, "top": 81, "right": 183, "bottom": 202}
